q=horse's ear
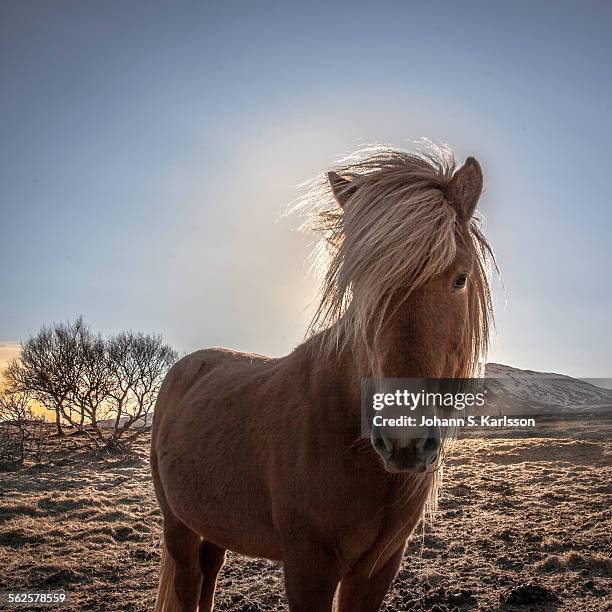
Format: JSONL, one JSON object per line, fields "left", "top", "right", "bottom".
{"left": 328, "top": 171, "right": 357, "bottom": 208}
{"left": 446, "top": 157, "right": 483, "bottom": 221}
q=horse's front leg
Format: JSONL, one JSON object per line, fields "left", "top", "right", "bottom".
{"left": 282, "top": 540, "right": 341, "bottom": 612}
{"left": 336, "top": 544, "right": 405, "bottom": 612}
{"left": 198, "top": 540, "right": 226, "bottom": 612}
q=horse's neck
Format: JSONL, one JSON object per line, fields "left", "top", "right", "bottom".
{"left": 284, "top": 329, "right": 361, "bottom": 408}
{"left": 286, "top": 320, "right": 416, "bottom": 391}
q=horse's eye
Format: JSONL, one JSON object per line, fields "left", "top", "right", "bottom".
{"left": 453, "top": 273, "right": 468, "bottom": 290}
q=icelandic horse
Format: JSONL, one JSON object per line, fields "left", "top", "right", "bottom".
{"left": 151, "top": 145, "right": 495, "bottom": 611}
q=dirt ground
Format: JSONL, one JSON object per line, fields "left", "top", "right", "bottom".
{"left": 0, "top": 428, "right": 610, "bottom": 611}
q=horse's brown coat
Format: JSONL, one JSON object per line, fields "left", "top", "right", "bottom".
{"left": 151, "top": 146, "right": 495, "bottom": 611}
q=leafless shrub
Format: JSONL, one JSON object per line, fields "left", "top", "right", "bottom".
{"left": 5, "top": 318, "right": 87, "bottom": 437}
{"left": 105, "top": 331, "right": 177, "bottom": 448}
{"left": 0, "top": 389, "right": 51, "bottom": 466}
{"left": 3, "top": 317, "right": 178, "bottom": 452}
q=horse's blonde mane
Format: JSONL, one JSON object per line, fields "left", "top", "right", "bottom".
{"left": 291, "top": 143, "right": 495, "bottom": 377}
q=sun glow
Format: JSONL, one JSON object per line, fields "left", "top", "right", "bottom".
{"left": 0, "top": 342, "right": 51, "bottom": 420}
{"left": 0, "top": 342, "right": 20, "bottom": 373}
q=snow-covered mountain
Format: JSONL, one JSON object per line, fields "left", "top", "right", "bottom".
{"left": 483, "top": 363, "right": 612, "bottom": 416}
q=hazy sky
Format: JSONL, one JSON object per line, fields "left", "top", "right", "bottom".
{"left": 1, "top": 1, "right": 611, "bottom": 377}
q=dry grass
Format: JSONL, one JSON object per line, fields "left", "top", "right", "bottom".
{"left": 0, "top": 429, "right": 610, "bottom": 611}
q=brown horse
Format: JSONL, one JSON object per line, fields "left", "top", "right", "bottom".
{"left": 151, "top": 145, "right": 495, "bottom": 611}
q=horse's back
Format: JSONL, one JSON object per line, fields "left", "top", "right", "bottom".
{"left": 152, "top": 347, "right": 273, "bottom": 440}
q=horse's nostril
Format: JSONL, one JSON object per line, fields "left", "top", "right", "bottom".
{"left": 372, "top": 433, "right": 393, "bottom": 458}
{"left": 423, "top": 437, "right": 440, "bottom": 452}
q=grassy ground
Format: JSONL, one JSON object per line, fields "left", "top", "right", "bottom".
{"left": 0, "top": 430, "right": 610, "bottom": 611}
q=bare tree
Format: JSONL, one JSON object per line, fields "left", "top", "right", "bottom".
{"left": 5, "top": 317, "right": 178, "bottom": 451}
{"left": 0, "top": 388, "right": 50, "bottom": 465}
{"left": 0, "top": 388, "right": 32, "bottom": 464}
{"left": 106, "top": 331, "right": 177, "bottom": 446}
{"left": 5, "top": 318, "right": 88, "bottom": 436}
{"left": 69, "top": 332, "right": 112, "bottom": 447}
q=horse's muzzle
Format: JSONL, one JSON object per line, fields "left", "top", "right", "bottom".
{"left": 371, "top": 429, "right": 440, "bottom": 473}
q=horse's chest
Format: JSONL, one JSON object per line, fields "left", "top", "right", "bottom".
{"left": 338, "top": 501, "right": 421, "bottom": 566}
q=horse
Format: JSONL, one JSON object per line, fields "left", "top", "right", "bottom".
{"left": 151, "top": 145, "right": 495, "bottom": 611}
